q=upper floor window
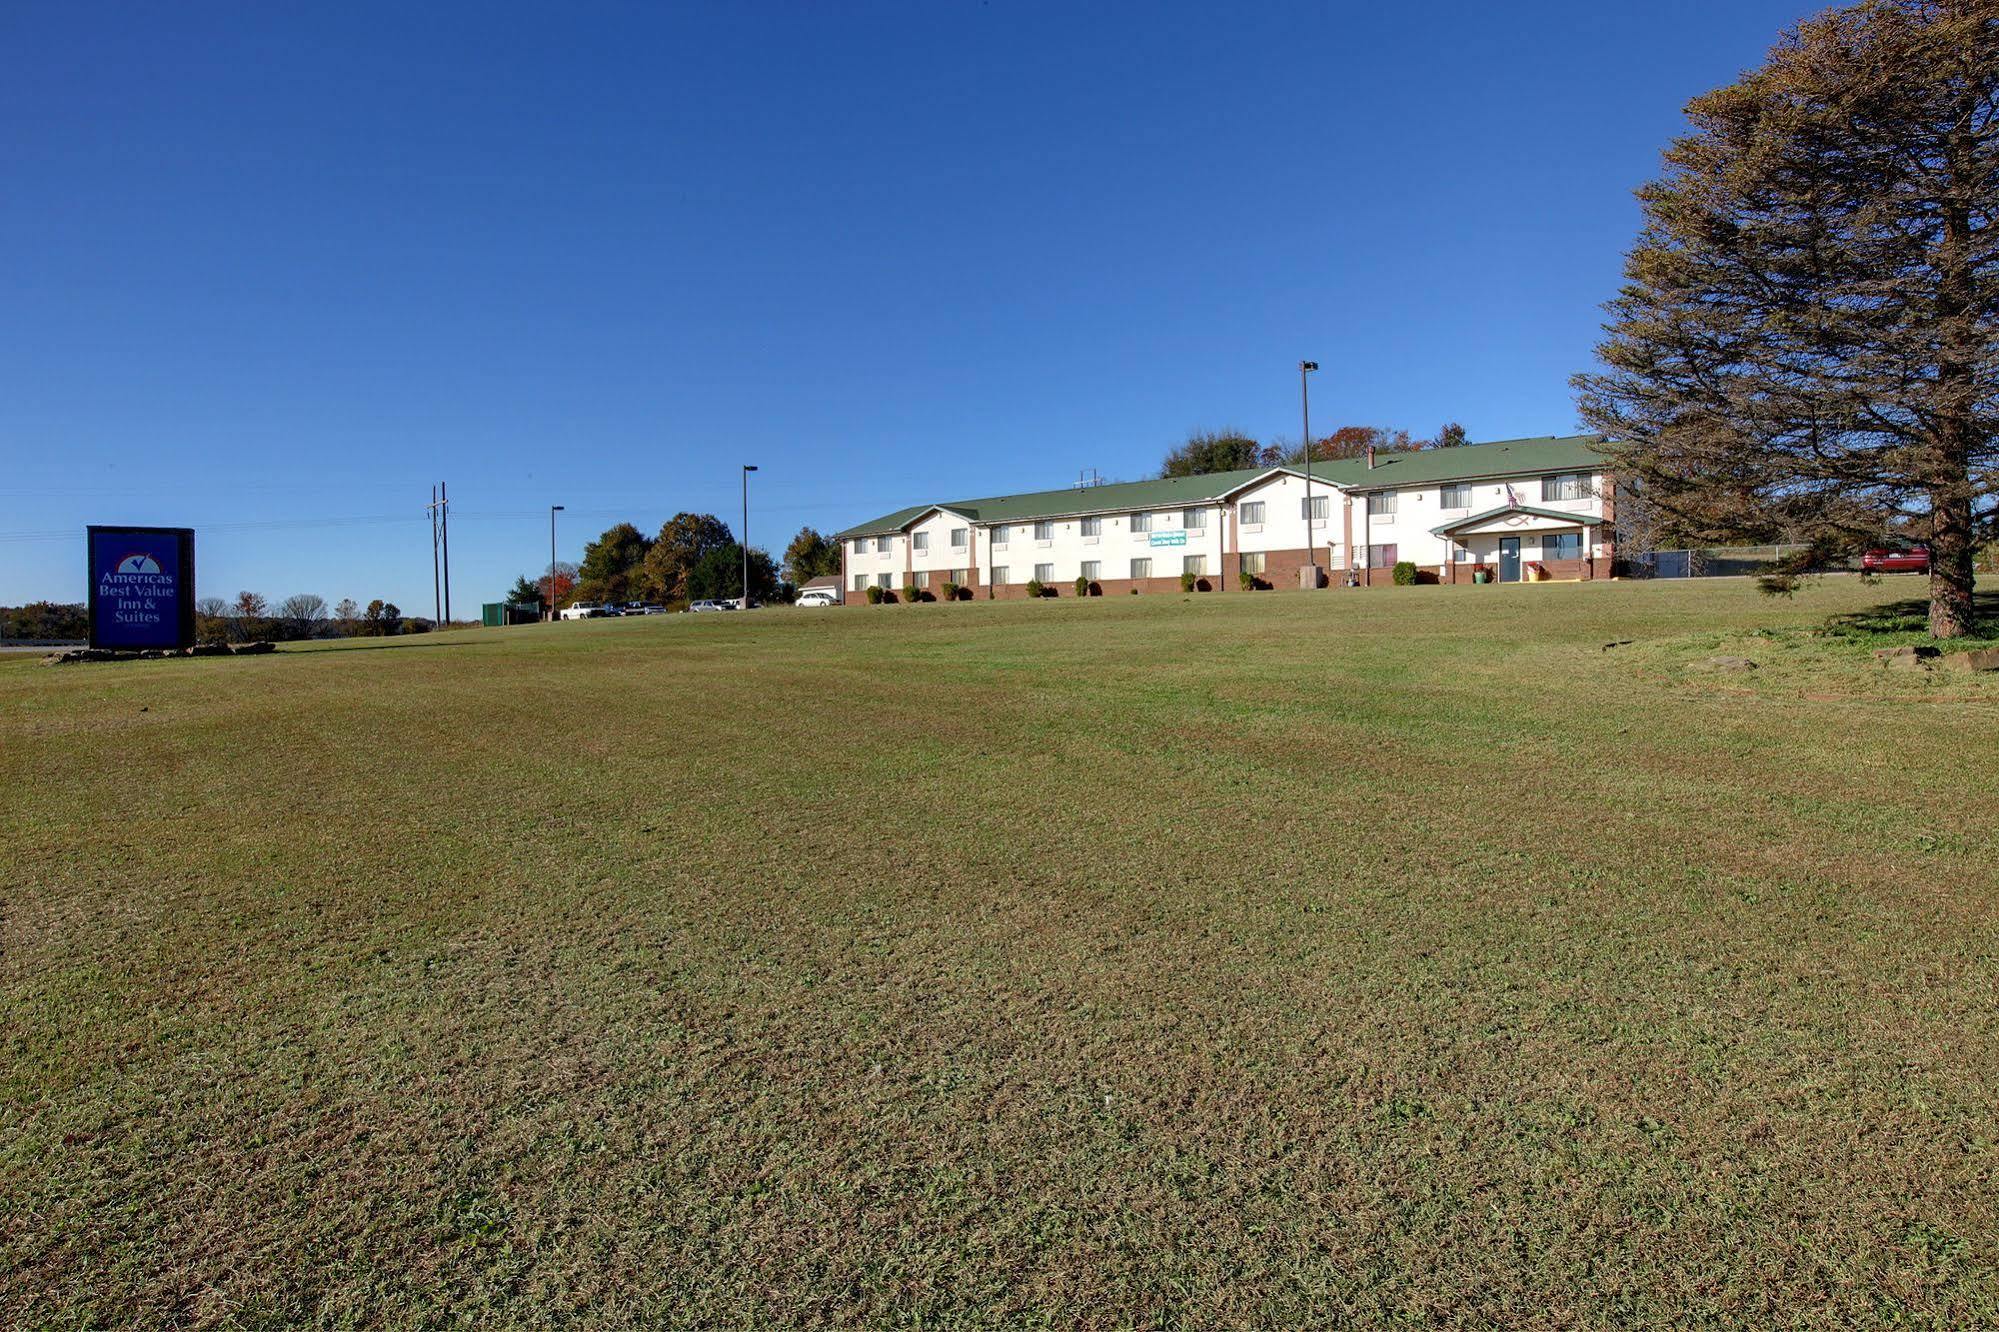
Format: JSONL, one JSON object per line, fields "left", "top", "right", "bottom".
{"left": 1183, "top": 507, "right": 1206, "bottom": 530}
{"left": 854, "top": 538, "right": 869, "bottom": 555}
{"left": 1239, "top": 501, "right": 1266, "bottom": 526}
{"left": 1033, "top": 521, "right": 1053, "bottom": 541}
{"left": 1439, "top": 483, "right": 1473, "bottom": 509}
{"left": 876, "top": 535, "right": 893, "bottom": 553}
{"left": 1300, "top": 495, "right": 1329, "bottom": 521}
{"left": 1131, "top": 511, "right": 1152, "bottom": 533}
{"left": 1366, "top": 492, "right": 1398, "bottom": 517}
{"left": 992, "top": 525, "right": 1009, "bottom": 545}
{"left": 1080, "top": 516, "right": 1102, "bottom": 537}
{"left": 950, "top": 527, "right": 968, "bottom": 548}
{"left": 913, "top": 531, "right": 929, "bottom": 552}
{"left": 1541, "top": 473, "right": 1588, "bottom": 502}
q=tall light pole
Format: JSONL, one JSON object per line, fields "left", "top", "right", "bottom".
{"left": 547, "top": 504, "right": 564, "bottom": 621}
{"left": 1300, "top": 360, "right": 1319, "bottom": 586}
{"left": 741, "top": 465, "right": 758, "bottom": 609}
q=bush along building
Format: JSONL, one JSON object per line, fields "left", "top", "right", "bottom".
{"left": 835, "top": 435, "right": 1612, "bottom": 601}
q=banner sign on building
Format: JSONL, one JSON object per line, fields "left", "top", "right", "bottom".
{"left": 1149, "top": 530, "right": 1188, "bottom": 548}
{"left": 87, "top": 526, "right": 196, "bottom": 651}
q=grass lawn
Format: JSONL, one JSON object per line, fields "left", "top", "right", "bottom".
{"left": 4, "top": 576, "right": 1997, "bottom": 1329}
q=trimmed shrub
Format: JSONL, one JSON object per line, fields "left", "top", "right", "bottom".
{"left": 1180, "top": 571, "right": 1197, "bottom": 593}
{"left": 1392, "top": 560, "right": 1418, "bottom": 586}
{"left": 902, "top": 583, "right": 921, "bottom": 603}
{"left": 1074, "top": 576, "right": 1091, "bottom": 598}
{"left": 1024, "top": 578, "right": 1045, "bottom": 599}
{"left": 940, "top": 581, "right": 958, "bottom": 601}
{"left": 865, "top": 585, "right": 883, "bottom": 605}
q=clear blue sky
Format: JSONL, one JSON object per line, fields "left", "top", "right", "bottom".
{"left": 3, "top": 0, "right": 1817, "bottom": 612}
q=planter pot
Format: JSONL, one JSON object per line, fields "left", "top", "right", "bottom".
{"left": 1472, "top": 570, "right": 1491, "bottom": 584}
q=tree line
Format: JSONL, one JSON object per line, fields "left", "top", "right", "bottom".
{"left": 506, "top": 513, "right": 844, "bottom": 610}
{"left": 196, "top": 592, "right": 439, "bottom": 641}
{"left": 1158, "top": 423, "right": 1468, "bottom": 479}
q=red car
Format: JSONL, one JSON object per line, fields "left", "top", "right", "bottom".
{"left": 1862, "top": 544, "right": 1930, "bottom": 574}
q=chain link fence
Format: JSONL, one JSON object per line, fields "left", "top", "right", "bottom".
{"left": 1616, "top": 544, "right": 1827, "bottom": 578}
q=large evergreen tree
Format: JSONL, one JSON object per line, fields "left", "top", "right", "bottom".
{"left": 1574, "top": 0, "right": 1998, "bottom": 636}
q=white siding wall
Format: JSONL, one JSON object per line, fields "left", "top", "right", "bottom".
{"left": 847, "top": 468, "right": 1607, "bottom": 591}
{"left": 1352, "top": 472, "right": 1607, "bottom": 568}
{"left": 1230, "top": 472, "right": 1339, "bottom": 565}
{"left": 985, "top": 505, "right": 1227, "bottom": 584}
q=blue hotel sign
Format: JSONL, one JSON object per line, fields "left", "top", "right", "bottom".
{"left": 87, "top": 526, "right": 196, "bottom": 651}
{"left": 1149, "top": 530, "right": 1188, "bottom": 548}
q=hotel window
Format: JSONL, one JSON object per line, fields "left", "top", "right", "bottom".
{"left": 876, "top": 573, "right": 893, "bottom": 588}
{"left": 1367, "top": 543, "right": 1399, "bottom": 568}
{"left": 916, "top": 570, "right": 929, "bottom": 587}
{"left": 1541, "top": 473, "right": 1587, "bottom": 502}
{"left": 1080, "top": 516, "right": 1101, "bottom": 537}
{"left": 1239, "top": 501, "right": 1266, "bottom": 526}
{"left": 1240, "top": 552, "right": 1266, "bottom": 576}
{"left": 1300, "top": 495, "right": 1329, "bottom": 521}
{"left": 950, "top": 527, "right": 968, "bottom": 548}
{"left": 1131, "top": 511, "right": 1152, "bottom": 533}
{"left": 991, "top": 565, "right": 1009, "bottom": 585}
{"left": 992, "top": 525, "right": 1009, "bottom": 545}
{"left": 1543, "top": 531, "right": 1583, "bottom": 559}
{"left": 1452, "top": 544, "right": 1473, "bottom": 563}
{"left": 1439, "top": 483, "right": 1473, "bottom": 509}
{"left": 1183, "top": 554, "right": 1207, "bottom": 575}
{"left": 1033, "top": 521, "right": 1053, "bottom": 541}
{"left": 1080, "top": 560, "right": 1100, "bottom": 581}
{"left": 852, "top": 572, "right": 867, "bottom": 591}
{"left": 1366, "top": 492, "right": 1398, "bottom": 517}
{"left": 1033, "top": 562, "right": 1053, "bottom": 583}
{"left": 853, "top": 538, "right": 869, "bottom": 556}
{"left": 1130, "top": 557, "right": 1152, "bottom": 579}
{"left": 876, "top": 535, "right": 893, "bottom": 553}
{"left": 953, "top": 568, "right": 971, "bottom": 585}
{"left": 1183, "top": 507, "right": 1206, "bottom": 529}
{"left": 913, "top": 531, "right": 929, "bottom": 552}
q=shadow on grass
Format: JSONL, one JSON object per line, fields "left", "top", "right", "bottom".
{"left": 1823, "top": 589, "right": 1999, "bottom": 645}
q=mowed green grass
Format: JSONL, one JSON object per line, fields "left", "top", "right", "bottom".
{"left": 4, "top": 578, "right": 1997, "bottom": 1330}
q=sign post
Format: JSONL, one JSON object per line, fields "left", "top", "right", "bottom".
{"left": 86, "top": 526, "right": 196, "bottom": 651}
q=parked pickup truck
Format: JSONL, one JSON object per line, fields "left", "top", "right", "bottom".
{"left": 559, "top": 602, "right": 614, "bottom": 620}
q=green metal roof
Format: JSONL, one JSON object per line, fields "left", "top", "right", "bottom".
{"left": 1430, "top": 502, "right": 1606, "bottom": 537}
{"left": 835, "top": 435, "right": 1605, "bottom": 538}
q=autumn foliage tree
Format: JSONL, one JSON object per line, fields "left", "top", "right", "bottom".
{"left": 642, "top": 513, "right": 735, "bottom": 603}
{"left": 1575, "top": 0, "right": 1998, "bottom": 637}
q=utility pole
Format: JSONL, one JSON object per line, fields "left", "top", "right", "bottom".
{"left": 741, "top": 464, "right": 758, "bottom": 609}
{"left": 548, "top": 505, "right": 564, "bottom": 621}
{"left": 439, "top": 481, "right": 451, "bottom": 624}
{"left": 427, "top": 485, "right": 442, "bottom": 623}
{"left": 1300, "top": 360, "right": 1319, "bottom": 586}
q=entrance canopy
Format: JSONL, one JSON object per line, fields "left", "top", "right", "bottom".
{"left": 1430, "top": 503, "right": 1605, "bottom": 540}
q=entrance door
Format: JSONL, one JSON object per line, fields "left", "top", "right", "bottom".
{"left": 1498, "top": 537, "right": 1521, "bottom": 582}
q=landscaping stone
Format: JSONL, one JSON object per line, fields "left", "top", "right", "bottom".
{"left": 189, "top": 642, "right": 232, "bottom": 656}
{"left": 1938, "top": 648, "right": 1999, "bottom": 673}
{"left": 1689, "top": 655, "right": 1757, "bottom": 673}
{"left": 230, "top": 641, "right": 276, "bottom": 655}
{"left": 1872, "top": 644, "right": 1937, "bottom": 661}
